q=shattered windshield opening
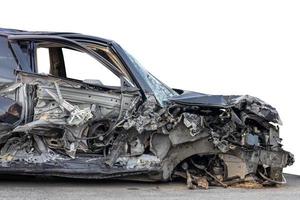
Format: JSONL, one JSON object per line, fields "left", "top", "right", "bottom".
{"left": 126, "top": 52, "right": 178, "bottom": 106}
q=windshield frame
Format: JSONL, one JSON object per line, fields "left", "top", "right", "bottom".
{"left": 124, "top": 51, "right": 178, "bottom": 106}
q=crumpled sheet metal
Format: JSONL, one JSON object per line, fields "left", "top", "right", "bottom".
{"left": 169, "top": 92, "right": 281, "bottom": 124}
{"left": 0, "top": 72, "right": 294, "bottom": 189}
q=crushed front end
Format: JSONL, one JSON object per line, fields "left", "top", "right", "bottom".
{"left": 162, "top": 91, "right": 294, "bottom": 188}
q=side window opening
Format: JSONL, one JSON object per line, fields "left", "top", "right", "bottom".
{"left": 0, "top": 37, "right": 18, "bottom": 80}
{"left": 36, "top": 46, "right": 121, "bottom": 87}
{"left": 36, "top": 47, "right": 50, "bottom": 74}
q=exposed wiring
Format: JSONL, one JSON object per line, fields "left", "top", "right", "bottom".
{"left": 258, "top": 170, "right": 287, "bottom": 184}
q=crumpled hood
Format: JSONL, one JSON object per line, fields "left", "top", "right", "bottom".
{"left": 168, "top": 91, "right": 282, "bottom": 125}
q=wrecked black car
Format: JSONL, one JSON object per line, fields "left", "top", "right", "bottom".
{"left": 0, "top": 28, "right": 294, "bottom": 189}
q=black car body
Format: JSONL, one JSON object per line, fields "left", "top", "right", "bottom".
{"left": 0, "top": 28, "right": 294, "bottom": 188}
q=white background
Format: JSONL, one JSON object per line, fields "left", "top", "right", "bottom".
{"left": 1, "top": 0, "right": 299, "bottom": 174}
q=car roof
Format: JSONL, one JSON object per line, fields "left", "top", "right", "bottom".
{"left": 0, "top": 27, "right": 112, "bottom": 44}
